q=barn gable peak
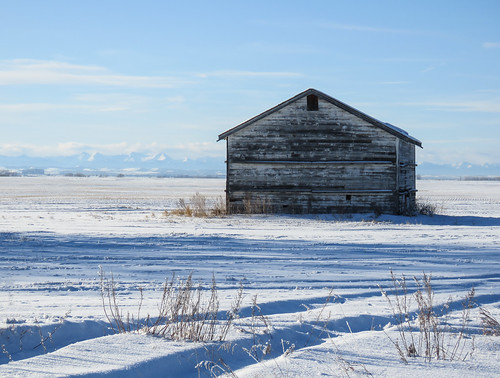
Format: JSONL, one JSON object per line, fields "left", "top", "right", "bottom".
{"left": 217, "top": 88, "right": 422, "bottom": 147}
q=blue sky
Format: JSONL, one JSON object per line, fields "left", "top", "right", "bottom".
{"left": 1, "top": 0, "right": 499, "bottom": 165}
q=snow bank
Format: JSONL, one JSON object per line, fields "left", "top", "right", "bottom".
{"left": 0, "top": 178, "right": 498, "bottom": 376}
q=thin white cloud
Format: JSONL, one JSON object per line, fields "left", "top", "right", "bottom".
{"left": 170, "top": 142, "right": 225, "bottom": 157}
{"left": 74, "top": 93, "right": 151, "bottom": 112}
{"left": 197, "top": 70, "right": 302, "bottom": 79}
{"left": 2, "top": 59, "right": 104, "bottom": 72}
{"left": 401, "top": 99, "right": 500, "bottom": 113}
{"left": 319, "top": 22, "right": 416, "bottom": 34}
{"left": 430, "top": 100, "right": 500, "bottom": 113}
{"left": 74, "top": 93, "right": 142, "bottom": 102}
{"left": 97, "top": 107, "right": 129, "bottom": 112}
{"left": 424, "top": 138, "right": 497, "bottom": 145}
{"left": 0, "top": 102, "right": 131, "bottom": 113}
{"left": 378, "top": 57, "right": 444, "bottom": 63}
{"left": 0, "top": 103, "right": 92, "bottom": 112}
{"left": 0, "top": 93, "right": 153, "bottom": 113}
{"left": 421, "top": 62, "right": 446, "bottom": 73}
{"left": 0, "top": 59, "right": 187, "bottom": 88}
{"left": 482, "top": 42, "right": 500, "bottom": 49}
{"left": 97, "top": 49, "right": 128, "bottom": 57}
{"left": 376, "top": 81, "right": 410, "bottom": 85}
{"left": 247, "top": 42, "right": 322, "bottom": 55}
{"left": 166, "top": 95, "right": 185, "bottom": 104}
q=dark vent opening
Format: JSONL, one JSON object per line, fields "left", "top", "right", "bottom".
{"left": 346, "top": 195, "right": 352, "bottom": 201}
{"left": 307, "top": 94, "right": 319, "bottom": 111}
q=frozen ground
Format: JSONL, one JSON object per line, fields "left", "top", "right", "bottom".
{"left": 0, "top": 177, "right": 499, "bottom": 377}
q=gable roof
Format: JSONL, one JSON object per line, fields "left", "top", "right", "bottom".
{"left": 217, "top": 88, "right": 422, "bottom": 147}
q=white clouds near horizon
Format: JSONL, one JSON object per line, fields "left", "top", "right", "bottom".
{"left": 0, "top": 142, "right": 225, "bottom": 159}
{"left": 418, "top": 143, "right": 499, "bottom": 166}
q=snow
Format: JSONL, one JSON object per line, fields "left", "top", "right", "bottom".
{"left": 0, "top": 177, "right": 499, "bottom": 377}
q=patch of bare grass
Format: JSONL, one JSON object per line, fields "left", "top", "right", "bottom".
{"left": 166, "top": 193, "right": 226, "bottom": 217}
{"left": 403, "top": 199, "right": 440, "bottom": 216}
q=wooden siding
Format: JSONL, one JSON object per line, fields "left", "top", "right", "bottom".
{"left": 229, "top": 191, "right": 397, "bottom": 214}
{"left": 228, "top": 163, "right": 396, "bottom": 191}
{"left": 228, "top": 99, "right": 398, "bottom": 163}
{"left": 224, "top": 94, "right": 417, "bottom": 215}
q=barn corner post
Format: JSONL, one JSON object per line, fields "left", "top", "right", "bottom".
{"left": 395, "top": 137, "right": 401, "bottom": 214}
{"left": 396, "top": 139, "right": 420, "bottom": 215}
{"left": 224, "top": 136, "right": 231, "bottom": 215}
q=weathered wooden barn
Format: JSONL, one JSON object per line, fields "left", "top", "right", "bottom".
{"left": 217, "top": 88, "right": 422, "bottom": 215}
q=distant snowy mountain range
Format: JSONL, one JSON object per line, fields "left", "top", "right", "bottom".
{"left": 0, "top": 153, "right": 498, "bottom": 178}
{"left": 0, "top": 152, "right": 225, "bottom": 177}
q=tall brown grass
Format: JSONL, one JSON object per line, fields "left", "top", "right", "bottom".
{"left": 480, "top": 308, "right": 500, "bottom": 336}
{"left": 99, "top": 268, "right": 242, "bottom": 342}
{"left": 167, "top": 194, "right": 226, "bottom": 217}
{"left": 380, "top": 270, "right": 475, "bottom": 363}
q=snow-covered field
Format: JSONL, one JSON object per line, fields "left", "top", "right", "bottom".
{"left": 0, "top": 177, "right": 499, "bottom": 377}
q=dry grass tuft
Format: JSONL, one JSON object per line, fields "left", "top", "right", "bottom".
{"left": 480, "top": 308, "right": 500, "bottom": 336}
{"left": 414, "top": 200, "right": 439, "bottom": 216}
{"left": 403, "top": 199, "right": 439, "bottom": 216}
{"left": 380, "top": 270, "right": 475, "bottom": 363}
{"left": 99, "top": 268, "right": 242, "bottom": 342}
{"left": 242, "top": 196, "right": 272, "bottom": 214}
{"left": 167, "top": 194, "right": 226, "bottom": 217}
